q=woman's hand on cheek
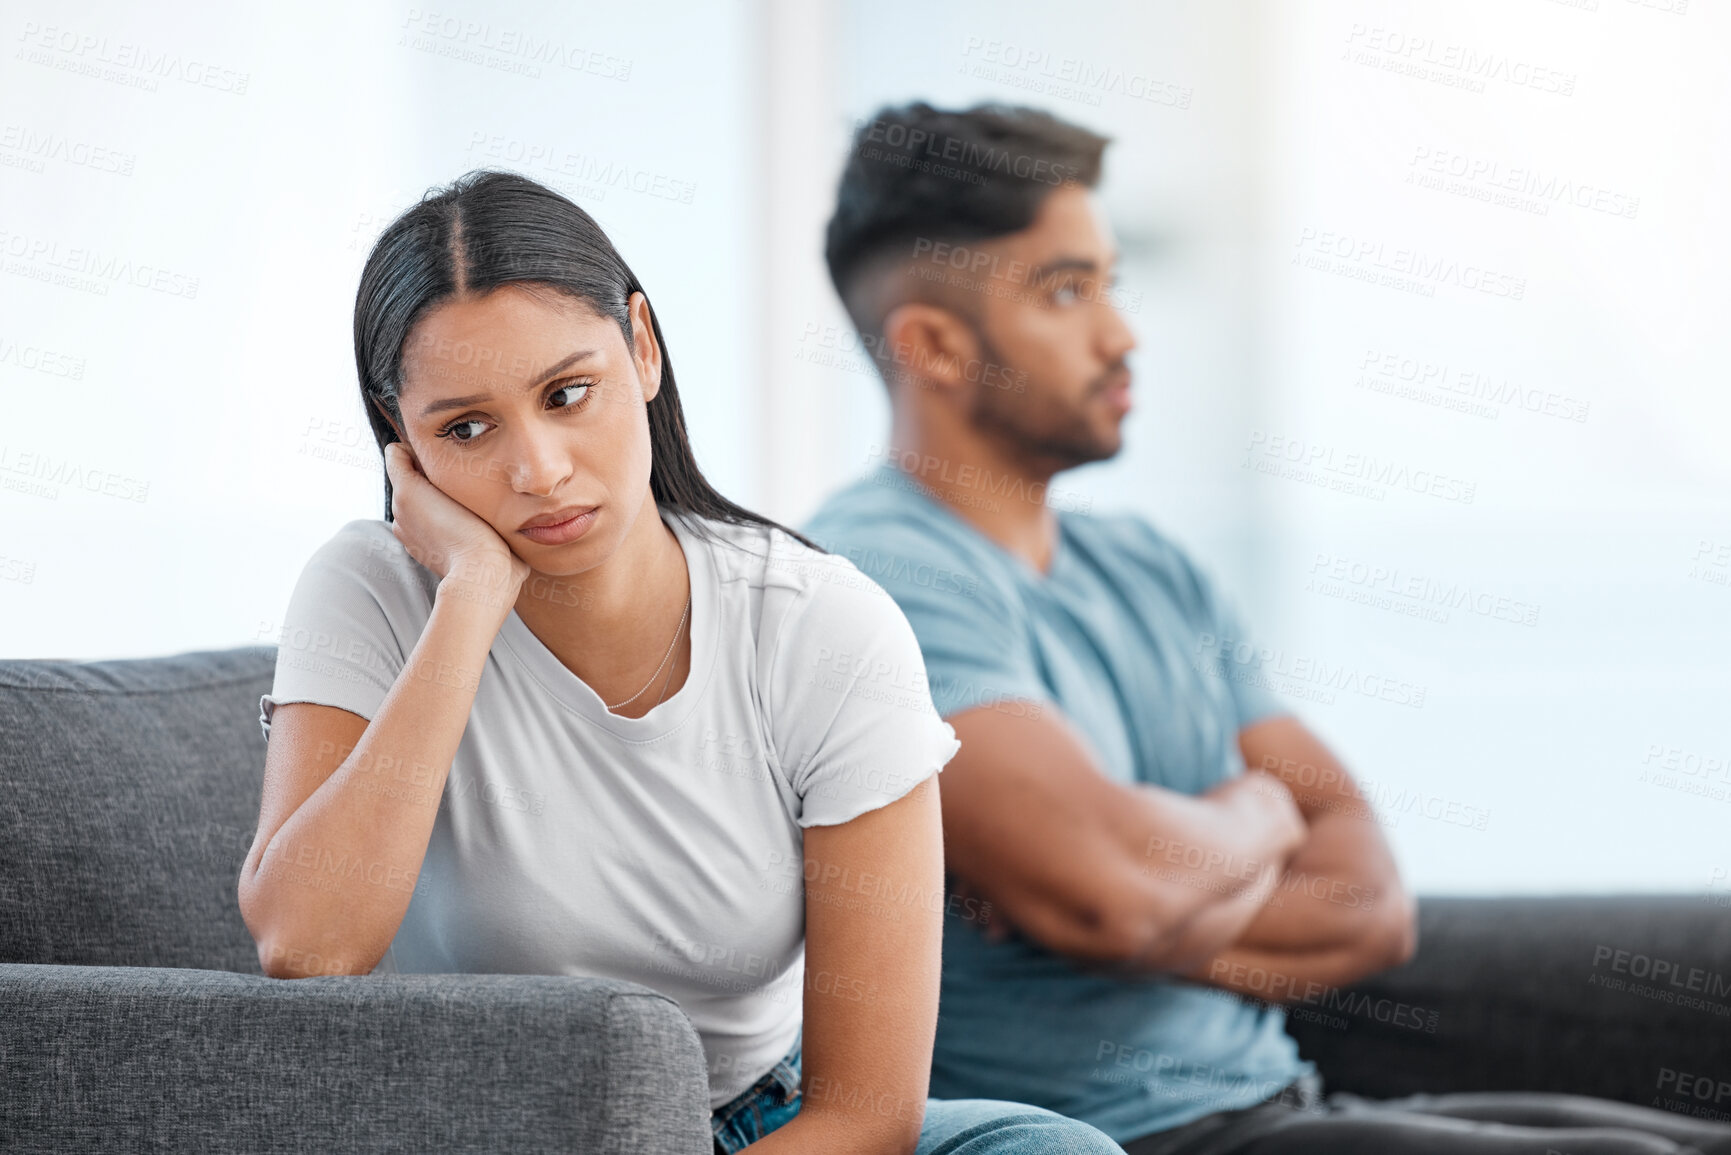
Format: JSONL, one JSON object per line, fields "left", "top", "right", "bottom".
{"left": 383, "top": 442, "right": 530, "bottom": 601}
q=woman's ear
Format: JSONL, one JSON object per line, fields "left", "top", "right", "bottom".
{"left": 627, "top": 291, "right": 663, "bottom": 403}
{"left": 369, "top": 392, "right": 421, "bottom": 471}
{"left": 369, "top": 392, "right": 408, "bottom": 441}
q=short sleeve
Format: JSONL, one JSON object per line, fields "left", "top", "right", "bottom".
{"left": 764, "top": 561, "right": 963, "bottom": 829}
{"left": 1176, "top": 542, "right": 1291, "bottom": 731}
{"left": 835, "top": 545, "right": 1050, "bottom": 723}
{"left": 257, "top": 522, "right": 417, "bottom": 743}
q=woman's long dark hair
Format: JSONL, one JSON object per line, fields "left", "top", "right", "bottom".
{"left": 353, "top": 168, "right": 823, "bottom": 554}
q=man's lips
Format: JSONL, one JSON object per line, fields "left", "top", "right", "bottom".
{"left": 1100, "top": 372, "right": 1133, "bottom": 411}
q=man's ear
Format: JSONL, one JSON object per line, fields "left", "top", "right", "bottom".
{"left": 627, "top": 291, "right": 663, "bottom": 403}
{"left": 878, "top": 302, "right": 982, "bottom": 396}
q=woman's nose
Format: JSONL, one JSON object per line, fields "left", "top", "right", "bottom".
{"left": 507, "top": 426, "right": 573, "bottom": 496}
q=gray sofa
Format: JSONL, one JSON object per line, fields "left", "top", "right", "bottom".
{"left": 3, "top": 646, "right": 1728, "bottom": 1152}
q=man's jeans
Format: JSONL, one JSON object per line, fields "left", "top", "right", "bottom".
{"left": 710, "top": 1029, "right": 1122, "bottom": 1154}
{"left": 1119, "top": 1071, "right": 1731, "bottom": 1155}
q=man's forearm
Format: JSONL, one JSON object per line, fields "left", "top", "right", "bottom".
{"left": 1083, "top": 794, "right": 1301, "bottom": 979}
{"left": 1184, "top": 940, "right": 1390, "bottom": 1004}
{"left": 1227, "top": 717, "right": 1412, "bottom": 959}
{"left": 1128, "top": 850, "right": 1287, "bottom": 974}
{"left": 1176, "top": 812, "right": 1415, "bottom": 996}
{"left": 1227, "top": 810, "right": 1406, "bottom": 955}
{"left": 1102, "top": 772, "right": 1306, "bottom": 965}
{"left": 1098, "top": 802, "right": 1409, "bottom": 982}
{"left": 1082, "top": 717, "right": 1414, "bottom": 987}
{"left": 969, "top": 770, "right": 1306, "bottom": 970}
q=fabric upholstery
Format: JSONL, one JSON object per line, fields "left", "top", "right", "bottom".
{"left": 0, "top": 964, "right": 712, "bottom": 1154}
{"left": 1285, "top": 894, "right": 1731, "bottom": 1102}
{"left": 0, "top": 645, "right": 714, "bottom": 1152}
{"left": 3, "top": 644, "right": 1727, "bottom": 1148}
{"left": 0, "top": 646, "right": 275, "bottom": 972}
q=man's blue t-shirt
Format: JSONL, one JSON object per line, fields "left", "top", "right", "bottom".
{"left": 801, "top": 461, "right": 1314, "bottom": 1144}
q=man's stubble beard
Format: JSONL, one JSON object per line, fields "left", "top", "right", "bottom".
{"left": 967, "top": 326, "right": 1125, "bottom": 475}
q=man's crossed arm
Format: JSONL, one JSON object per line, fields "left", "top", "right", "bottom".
{"left": 940, "top": 705, "right": 1416, "bottom": 1002}
{"left": 1171, "top": 714, "right": 1417, "bottom": 998}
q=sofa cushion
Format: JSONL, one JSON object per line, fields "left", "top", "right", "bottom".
{"left": 0, "top": 646, "right": 275, "bottom": 972}
{"left": 1285, "top": 895, "right": 1731, "bottom": 1102}
{"left": 1, "top": 964, "right": 713, "bottom": 1154}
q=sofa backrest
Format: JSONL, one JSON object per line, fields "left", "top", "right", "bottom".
{"left": 0, "top": 645, "right": 274, "bottom": 972}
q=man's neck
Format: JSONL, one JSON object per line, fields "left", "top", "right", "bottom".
{"left": 881, "top": 435, "right": 1060, "bottom": 577}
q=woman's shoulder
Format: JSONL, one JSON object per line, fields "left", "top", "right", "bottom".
{"left": 669, "top": 509, "right": 909, "bottom": 673}
{"left": 680, "top": 509, "right": 891, "bottom": 615}
{"left": 316, "top": 516, "right": 396, "bottom": 555}
{"left": 296, "top": 518, "right": 439, "bottom": 608}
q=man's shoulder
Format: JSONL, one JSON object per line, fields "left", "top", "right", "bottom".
{"left": 804, "top": 467, "right": 1000, "bottom": 571}
{"left": 1070, "top": 506, "right": 1204, "bottom": 575}
{"left": 807, "top": 473, "right": 1034, "bottom": 616}
{"left": 1068, "top": 508, "right": 1228, "bottom": 623}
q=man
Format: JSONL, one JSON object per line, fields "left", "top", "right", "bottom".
{"left": 800, "top": 101, "right": 1731, "bottom": 1155}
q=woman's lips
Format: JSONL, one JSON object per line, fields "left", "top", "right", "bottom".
{"left": 518, "top": 506, "right": 599, "bottom": 546}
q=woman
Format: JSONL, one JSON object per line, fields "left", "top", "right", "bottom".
{"left": 238, "top": 170, "right": 1121, "bottom": 1155}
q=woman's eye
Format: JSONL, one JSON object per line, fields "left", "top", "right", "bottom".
{"left": 551, "top": 382, "right": 592, "bottom": 408}
{"left": 436, "top": 381, "right": 592, "bottom": 444}
{"left": 1053, "top": 283, "right": 1080, "bottom": 306}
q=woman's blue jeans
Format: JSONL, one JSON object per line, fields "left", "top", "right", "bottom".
{"left": 710, "top": 1029, "right": 1123, "bottom": 1154}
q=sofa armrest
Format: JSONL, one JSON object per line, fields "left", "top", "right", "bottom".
{"left": 1284, "top": 895, "right": 1731, "bottom": 1104}
{"left": 0, "top": 963, "right": 713, "bottom": 1155}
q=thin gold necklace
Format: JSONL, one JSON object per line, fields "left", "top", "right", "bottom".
{"left": 605, "top": 593, "right": 691, "bottom": 711}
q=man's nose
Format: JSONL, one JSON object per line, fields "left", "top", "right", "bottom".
{"left": 1100, "top": 301, "right": 1137, "bottom": 364}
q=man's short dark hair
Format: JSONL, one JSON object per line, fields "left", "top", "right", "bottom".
{"left": 824, "top": 101, "right": 1111, "bottom": 335}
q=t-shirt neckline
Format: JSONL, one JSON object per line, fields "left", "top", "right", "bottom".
{"left": 871, "top": 460, "right": 1067, "bottom": 585}
{"left": 496, "top": 504, "right": 718, "bottom": 740}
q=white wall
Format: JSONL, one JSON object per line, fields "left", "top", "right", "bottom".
{"left": 4, "top": 0, "right": 1726, "bottom": 895}
{"left": 2, "top": 0, "right": 760, "bottom": 659}
{"left": 818, "top": 0, "right": 1731, "bottom": 895}
{"left": 1256, "top": 0, "right": 1731, "bottom": 894}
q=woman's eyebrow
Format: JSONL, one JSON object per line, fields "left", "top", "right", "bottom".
{"left": 418, "top": 348, "right": 600, "bottom": 418}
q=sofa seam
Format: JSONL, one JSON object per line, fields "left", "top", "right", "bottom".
{"left": 606, "top": 988, "right": 703, "bottom": 1155}
{"left": 0, "top": 667, "right": 274, "bottom": 697}
{"left": 602, "top": 991, "right": 615, "bottom": 1155}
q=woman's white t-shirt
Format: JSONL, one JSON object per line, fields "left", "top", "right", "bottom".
{"left": 258, "top": 505, "right": 962, "bottom": 1108}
